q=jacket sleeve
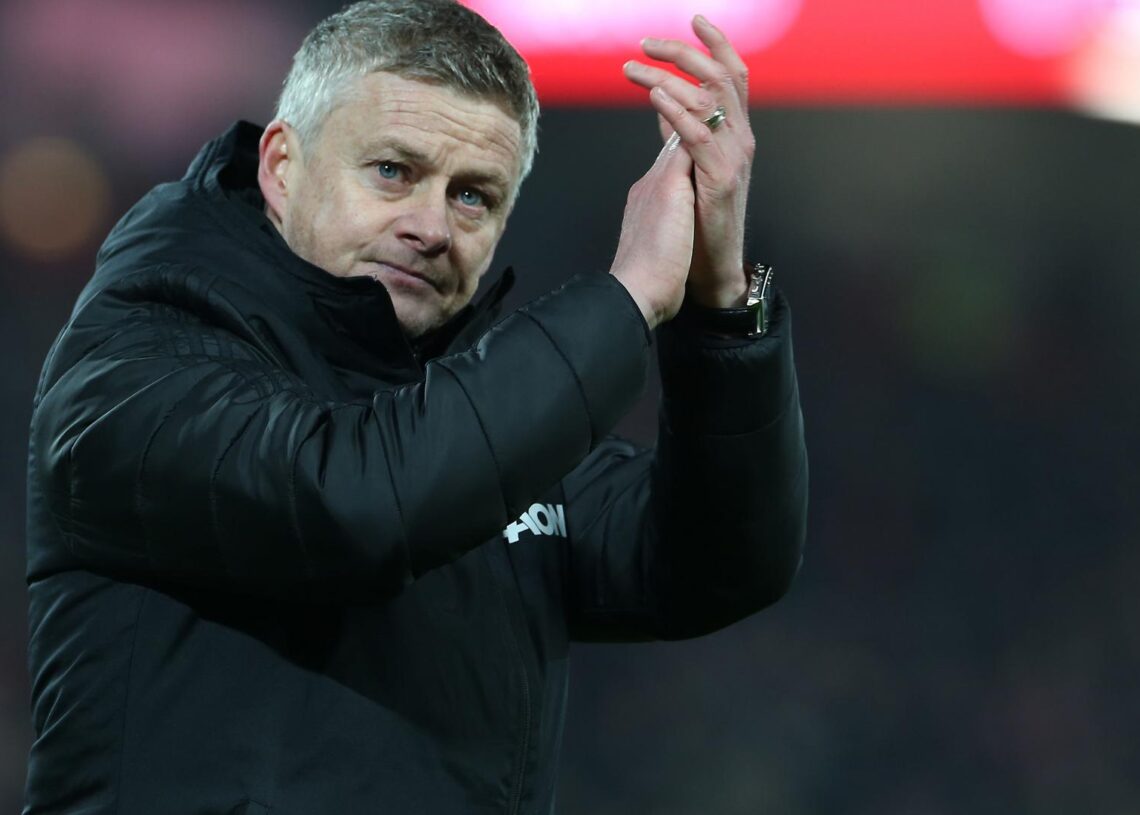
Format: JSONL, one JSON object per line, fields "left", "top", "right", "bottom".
{"left": 563, "top": 289, "right": 808, "bottom": 641}
{"left": 28, "top": 271, "right": 650, "bottom": 601}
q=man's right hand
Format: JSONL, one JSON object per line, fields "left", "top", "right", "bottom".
{"left": 609, "top": 86, "right": 698, "bottom": 330}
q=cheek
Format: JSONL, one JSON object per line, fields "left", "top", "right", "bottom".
{"left": 458, "top": 227, "right": 504, "bottom": 284}
{"left": 454, "top": 245, "right": 491, "bottom": 295}
{"left": 299, "top": 184, "right": 374, "bottom": 268}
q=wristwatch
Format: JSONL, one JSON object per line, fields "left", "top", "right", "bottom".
{"left": 684, "top": 263, "right": 773, "bottom": 337}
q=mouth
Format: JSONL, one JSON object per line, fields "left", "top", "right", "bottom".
{"left": 364, "top": 261, "right": 442, "bottom": 294}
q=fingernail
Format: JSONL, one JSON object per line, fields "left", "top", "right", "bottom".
{"left": 694, "top": 14, "right": 708, "bottom": 25}
{"left": 642, "top": 37, "right": 661, "bottom": 46}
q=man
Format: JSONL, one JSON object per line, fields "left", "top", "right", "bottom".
{"left": 23, "top": 1, "right": 807, "bottom": 812}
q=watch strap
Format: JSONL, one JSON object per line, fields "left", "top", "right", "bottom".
{"left": 679, "top": 263, "right": 773, "bottom": 337}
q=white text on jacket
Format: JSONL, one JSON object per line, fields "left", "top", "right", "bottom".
{"left": 502, "top": 503, "right": 567, "bottom": 544}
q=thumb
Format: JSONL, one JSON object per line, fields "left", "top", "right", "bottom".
{"left": 655, "top": 132, "right": 694, "bottom": 178}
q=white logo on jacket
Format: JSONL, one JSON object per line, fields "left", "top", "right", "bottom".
{"left": 502, "top": 503, "right": 566, "bottom": 544}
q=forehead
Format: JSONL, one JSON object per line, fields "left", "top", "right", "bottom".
{"left": 319, "top": 71, "right": 523, "bottom": 186}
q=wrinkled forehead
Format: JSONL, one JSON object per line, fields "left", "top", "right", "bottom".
{"left": 325, "top": 71, "right": 525, "bottom": 188}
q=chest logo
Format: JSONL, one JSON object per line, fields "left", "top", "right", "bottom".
{"left": 502, "top": 502, "right": 567, "bottom": 544}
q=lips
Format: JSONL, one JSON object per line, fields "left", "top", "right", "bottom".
{"left": 365, "top": 261, "right": 442, "bottom": 293}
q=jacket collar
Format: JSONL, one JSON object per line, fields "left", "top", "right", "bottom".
{"left": 187, "top": 121, "right": 516, "bottom": 372}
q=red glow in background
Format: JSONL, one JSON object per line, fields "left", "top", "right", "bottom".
{"left": 464, "top": 0, "right": 1140, "bottom": 112}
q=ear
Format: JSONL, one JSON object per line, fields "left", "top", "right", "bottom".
{"left": 258, "top": 120, "right": 298, "bottom": 229}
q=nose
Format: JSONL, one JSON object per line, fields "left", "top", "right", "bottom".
{"left": 396, "top": 188, "right": 451, "bottom": 258}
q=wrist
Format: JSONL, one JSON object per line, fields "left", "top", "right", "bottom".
{"left": 686, "top": 263, "right": 750, "bottom": 309}
{"left": 677, "top": 263, "right": 774, "bottom": 338}
{"left": 610, "top": 269, "right": 668, "bottom": 330}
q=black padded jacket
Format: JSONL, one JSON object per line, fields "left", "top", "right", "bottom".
{"left": 23, "top": 122, "right": 808, "bottom": 815}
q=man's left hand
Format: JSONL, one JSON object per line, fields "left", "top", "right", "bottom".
{"left": 623, "top": 14, "right": 755, "bottom": 309}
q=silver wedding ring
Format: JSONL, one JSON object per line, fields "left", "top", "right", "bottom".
{"left": 701, "top": 106, "right": 727, "bottom": 131}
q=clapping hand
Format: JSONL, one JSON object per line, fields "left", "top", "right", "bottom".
{"left": 624, "top": 15, "right": 755, "bottom": 309}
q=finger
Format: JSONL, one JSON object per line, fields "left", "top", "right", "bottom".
{"left": 650, "top": 94, "right": 690, "bottom": 173}
{"left": 641, "top": 37, "right": 746, "bottom": 120}
{"left": 657, "top": 112, "right": 672, "bottom": 144}
{"left": 692, "top": 15, "right": 749, "bottom": 110}
{"left": 624, "top": 60, "right": 718, "bottom": 118}
{"left": 653, "top": 130, "right": 693, "bottom": 184}
{"left": 649, "top": 86, "right": 725, "bottom": 176}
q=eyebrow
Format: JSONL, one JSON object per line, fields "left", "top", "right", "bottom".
{"left": 376, "top": 139, "right": 430, "bottom": 165}
{"left": 369, "top": 137, "right": 512, "bottom": 194}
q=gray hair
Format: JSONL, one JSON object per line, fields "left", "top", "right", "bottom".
{"left": 275, "top": 0, "right": 540, "bottom": 183}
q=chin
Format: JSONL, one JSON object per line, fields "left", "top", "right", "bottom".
{"left": 391, "top": 301, "right": 445, "bottom": 339}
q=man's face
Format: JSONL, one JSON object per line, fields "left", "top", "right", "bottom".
{"left": 268, "top": 72, "right": 523, "bottom": 337}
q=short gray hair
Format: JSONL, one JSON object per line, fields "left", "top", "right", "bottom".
{"left": 275, "top": 0, "right": 540, "bottom": 183}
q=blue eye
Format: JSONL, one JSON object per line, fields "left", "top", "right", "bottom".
{"left": 377, "top": 162, "right": 401, "bottom": 180}
{"left": 457, "top": 189, "right": 484, "bottom": 208}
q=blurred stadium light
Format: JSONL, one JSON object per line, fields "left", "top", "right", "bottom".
{"left": 465, "top": 0, "right": 1140, "bottom": 117}
{"left": 0, "top": 138, "right": 110, "bottom": 262}
{"left": 1070, "top": 2, "right": 1140, "bottom": 122}
{"left": 0, "top": 0, "right": 302, "bottom": 159}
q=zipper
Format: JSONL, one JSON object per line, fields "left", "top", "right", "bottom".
{"left": 482, "top": 538, "right": 538, "bottom": 815}
{"left": 508, "top": 663, "right": 532, "bottom": 815}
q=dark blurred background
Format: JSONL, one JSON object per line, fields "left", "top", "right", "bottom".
{"left": 3, "top": 1, "right": 1139, "bottom": 813}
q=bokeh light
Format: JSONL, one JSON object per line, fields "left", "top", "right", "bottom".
{"left": 978, "top": 0, "right": 1116, "bottom": 57}
{"left": 1070, "top": 3, "right": 1140, "bottom": 123}
{"left": 465, "top": 0, "right": 803, "bottom": 54}
{"left": 0, "top": 137, "right": 111, "bottom": 262}
{"left": 0, "top": 0, "right": 302, "bottom": 163}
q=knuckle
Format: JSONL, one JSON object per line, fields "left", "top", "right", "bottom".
{"left": 737, "top": 67, "right": 750, "bottom": 86}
